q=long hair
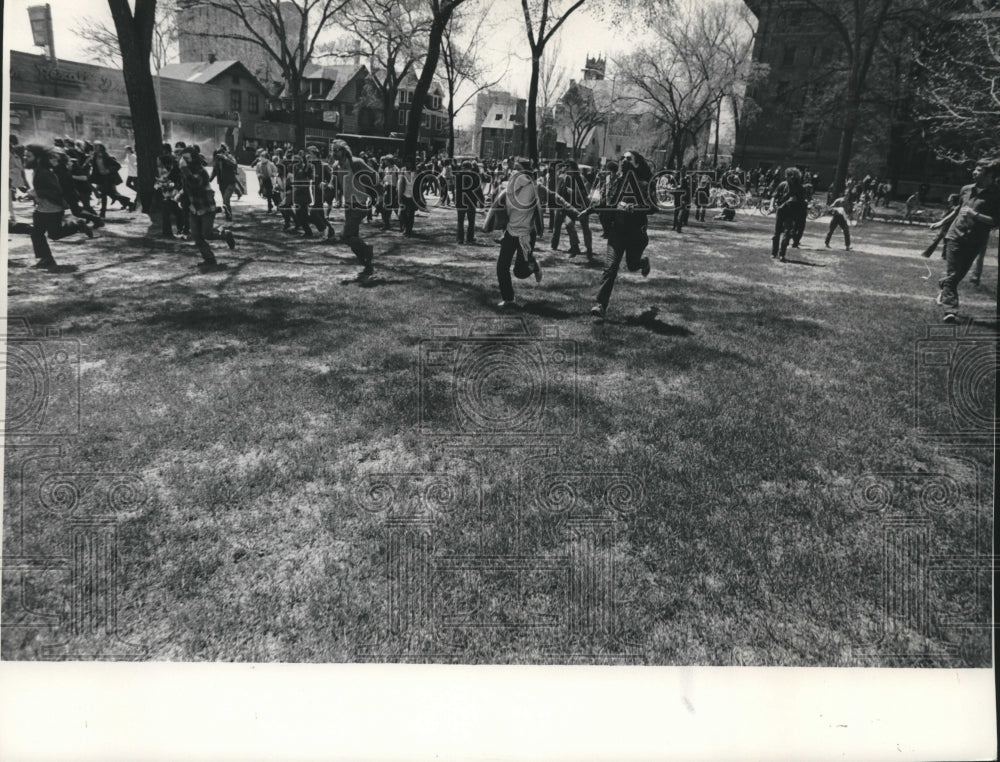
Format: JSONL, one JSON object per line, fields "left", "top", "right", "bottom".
{"left": 626, "top": 150, "right": 652, "bottom": 183}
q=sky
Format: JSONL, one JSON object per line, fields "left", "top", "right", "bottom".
{"left": 3, "top": 0, "right": 654, "bottom": 129}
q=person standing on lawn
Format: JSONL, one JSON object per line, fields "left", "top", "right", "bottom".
{"left": 770, "top": 166, "right": 806, "bottom": 262}
{"left": 179, "top": 148, "right": 235, "bottom": 271}
{"left": 330, "top": 139, "right": 378, "bottom": 281}
{"left": 397, "top": 157, "right": 419, "bottom": 236}
{"left": 454, "top": 159, "right": 485, "bottom": 244}
{"left": 551, "top": 160, "right": 594, "bottom": 260}
{"left": 824, "top": 195, "right": 852, "bottom": 251}
{"left": 123, "top": 145, "right": 139, "bottom": 198}
{"left": 23, "top": 144, "right": 94, "bottom": 270}
{"left": 590, "top": 150, "right": 655, "bottom": 320}
{"left": 932, "top": 158, "right": 1000, "bottom": 321}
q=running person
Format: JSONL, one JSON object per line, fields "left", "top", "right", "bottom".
{"left": 824, "top": 195, "right": 852, "bottom": 250}
{"left": 487, "top": 157, "right": 543, "bottom": 309}
{"left": 179, "top": 147, "right": 235, "bottom": 271}
{"left": 932, "top": 158, "right": 1000, "bottom": 321}
{"left": 590, "top": 150, "right": 655, "bottom": 320}
{"left": 23, "top": 144, "right": 94, "bottom": 271}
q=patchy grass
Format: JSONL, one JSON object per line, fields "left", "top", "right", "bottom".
{"left": 3, "top": 198, "right": 996, "bottom": 664}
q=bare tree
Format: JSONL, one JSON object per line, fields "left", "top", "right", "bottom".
{"left": 77, "top": 0, "right": 179, "bottom": 70}
{"left": 794, "top": 0, "right": 940, "bottom": 194}
{"left": 318, "top": 0, "right": 430, "bottom": 134}
{"left": 617, "top": 0, "right": 757, "bottom": 169}
{"left": 106, "top": 0, "right": 163, "bottom": 214}
{"left": 402, "top": 0, "right": 474, "bottom": 159}
{"left": 441, "top": 3, "right": 507, "bottom": 155}
{"left": 914, "top": 2, "right": 1000, "bottom": 161}
{"left": 178, "top": 0, "right": 352, "bottom": 147}
{"left": 557, "top": 79, "right": 622, "bottom": 160}
{"left": 519, "top": 0, "right": 593, "bottom": 161}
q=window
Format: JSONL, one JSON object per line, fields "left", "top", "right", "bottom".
{"left": 782, "top": 45, "right": 796, "bottom": 68}
{"left": 345, "top": 103, "right": 354, "bottom": 115}
{"left": 398, "top": 110, "right": 408, "bottom": 127}
{"left": 400, "top": 90, "right": 411, "bottom": 104}
{"left": 483, "top": 140, "right": 494, "bottom": 157}
{"left": 422, "top": 113, "right": 431, "bottom": 128}
{"left": 248, "top": 93, "right": 259, "bottom": 113}
{"left": 495, "top": 113, "right": 503, "bottom": 121}
{"left": 310, "top": 80, "right": 324, "bottom": 97}
{"left": 232, "top": 75, "right": 241, "bottom": 84}
{"left": 230, "top": 89, "right": 242, "bottom": 111}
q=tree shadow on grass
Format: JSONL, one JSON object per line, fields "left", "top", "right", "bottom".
{"left": 519, "top": 300, "right": 577, "bottom": 320}
{"left": 620, "top": 307, "right": 694, "bottom": 336}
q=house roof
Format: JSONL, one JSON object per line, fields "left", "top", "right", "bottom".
{"left": 483, "top": 103, "right": 520, "bottom": 130}
{"left": 286, "top": 63, "right": 367, "bottom": 101}
{"left": 159, "top": 60, "right": 260, "bottom": 87}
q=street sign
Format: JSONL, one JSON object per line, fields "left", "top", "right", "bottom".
{"left": 27, "top": 5, "right": 55, "bottom": 60}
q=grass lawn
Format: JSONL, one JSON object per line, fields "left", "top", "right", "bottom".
{"left": 3, "top": 193, "right": 996, "bottom": 664}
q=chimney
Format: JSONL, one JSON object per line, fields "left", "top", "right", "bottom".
{"left": 208, "top": 52, "right": 217, "bottom": 64}
{"left": 353, "top": 44, "right": 361, "bottom": 67}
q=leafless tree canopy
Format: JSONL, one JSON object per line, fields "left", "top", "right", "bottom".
{"left": 76, "top": 0, "right": 179, "bottom": 71}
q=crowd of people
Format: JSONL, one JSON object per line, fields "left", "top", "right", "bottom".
{"left": 8, "top": 132, "right": 998, "bottom": 321}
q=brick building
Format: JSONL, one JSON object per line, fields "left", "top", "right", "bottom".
{"left": 8, "top": 50, "right": 237, "bottom": 152}
{"left": 158, "top": 60, "right": 272, "bottom": 159}
{"left": 475, "top": 91, "right": 525, "bottom": 159}
{"left": 395, "top": 73, "right": 449, "bottom": 153}
{"left": 176, "top": 0, "right": 302, "bottom": 92}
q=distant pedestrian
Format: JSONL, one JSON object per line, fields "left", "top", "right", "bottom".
{"left": 824, "top": 196, "right": 852, "bottom": 250}
{"left": 330, "top": 139, "right": 378, "bottom": 281}
{"left": 454, "top": 160, "right": 485, "bottom": 244}
{"left": 123, "top": 145, "right": 139, "bottom": 196}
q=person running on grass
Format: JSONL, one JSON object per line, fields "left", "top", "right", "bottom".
{"left": 486, "top": 157, "right": 543, "bottom": 309}
{"left": 329, "top": 139, "right": 378, "bottom": 281}
{"left": 590, "top": 149, "right": 655, "bottom": 320}
{"left": 90, "top": 141, "right": 134, "bottom": 216}
{"left": 23, "top": 144, "right": 95, "bottom": 271}
{"left": 210, "top": 144, "right": 239, "bottom": 222}
{"left": 931, "top": 158, "right": 1000, "bottom": 322}
{"left": 178, "top": 148, "right": 235, "bottom": 272}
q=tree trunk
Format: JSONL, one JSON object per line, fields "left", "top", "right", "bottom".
{"left": 526, "top": 52, "right": 541, "bottom": 162}
{"left": 108, "top": 0, "right": 162, "bottom": 216}
{"left": 291, "top": 73, "right": 306, "bottom": 148}
{"left": 832, "top": 82, "right": 860, "bottom": 196}
{"left": 383, "top": 87, "right": 396, "bottom": 135}
{"left": 404, "top": 10, "right": 453, "bottom": 160}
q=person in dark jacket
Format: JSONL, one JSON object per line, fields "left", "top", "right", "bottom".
{"left": 90, "top": 141, "right": 134, "bottom": 217}
{"left": 330, "top": 140, "right": 379, "bottom": 280}
{"left": 53, "top": 151, "right": 103, "bottom": 227}
{"left": 454, "top": 160, "right": 486, "bottom": 244}
{"left": 590, "top": 149, "right": 655, "bottom": 319}
{"left": 156, "top": 144, "right": 187, "bottom": 238}
{"left": 210, "top": 144, "right": 239, "bottom": 221}
{"left": 179, "top": 148, "right": 235, "bottom": 270}
{"left": 24, "top": 145, "right": 93, "bottom": 270}
{"left": 770, "top": 167, "right": 806, "bottom": 262}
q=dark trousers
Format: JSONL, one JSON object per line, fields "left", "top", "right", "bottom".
{"left": 381, "top": 188, "right": 398, "bottom": 227}
{"left": 938, "top": 239, "right": 982, "bottom": 311}
{"left": 825, "top": 212, "right": 850, "bottom": 249}
{"left": 30, "top": 210, "right": 81, "bottom": 262}
{"left": 260, "top": 177, "right": 274, "bottom": 210}
{"left": 400, "top": 196, "right": 417, "bottom": 233}
{"left": 189, "top": 211, "right": 218, "bottom": 264}
{"left": 69, "top": 199, "right": 101, "bottom": 225}
{"left": 551, "top": 211, "right": 591, "bottom": 253}
{"left": 771, "top": 205, "right": 800, "bottom": 259}
{"left": 596, "top": 227, "right": 648, "bottom": 308}
{"left": 126, "top": 176, "right": 138, "bottom": 192}
{"left": 496, "top": 231, "right": 536, "bottom": 301}
{"left": 97, "top": 181, "right": 131, "bottom": 215}
{"left": 343, "top": 207, "right": 374, "bottom": 270}
{"left": 792, "top": 204, "right": 808, "bottom": 245}
{"left": 457, "top": 207, "right": 477, "bottom": 242}
{"left": 673, "top": 205, "right": 688, "bottom": 231}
